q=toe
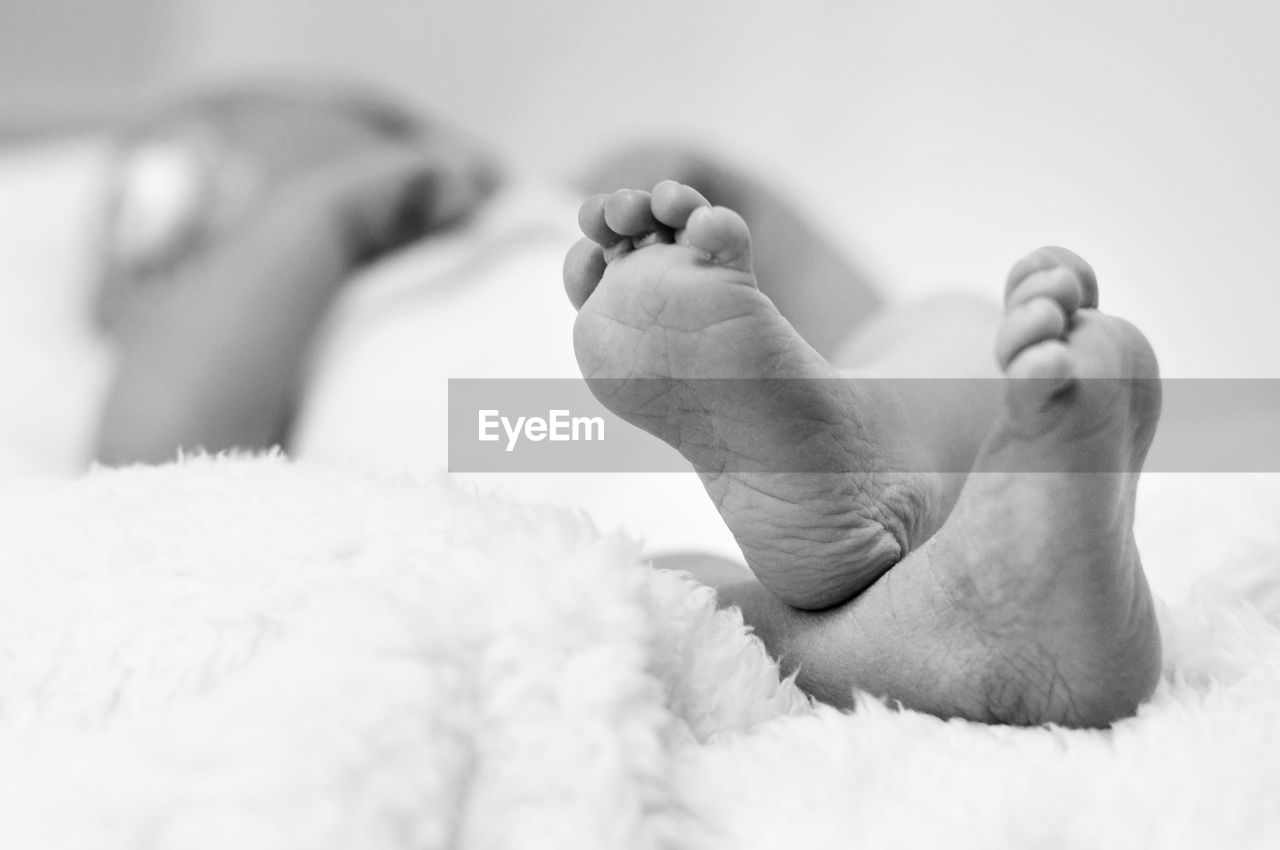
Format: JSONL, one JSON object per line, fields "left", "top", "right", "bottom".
{"left": 996, "top": 296, "right": 1068, "bottom": 370}
{"left": 603, "top": 188, "right": 663, "bottom": 236}
{"left": 578, "top": 193, "right": 625, "bottom": 246}
{"left": 1006, "top": 246, "right": 1099, "bottom": 309}
{"left": 651, "top": 179, "right": 710, "bottom": 229}
{"left": 564, "top": 238, "right": 607, "bottom": 309}
{"left": 1006, "top": 265, "right": 1085, "bottom": 314}
{"left": 1004, "top": 339, "right": 1075, "bottom": 415}
{"left": 682, "top": 205, "right": 753, "bottom": 273}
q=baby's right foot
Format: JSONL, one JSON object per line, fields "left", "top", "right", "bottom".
{"left": 700, "top": 248, "right": 1162, "bottom": 727}
{"left": 564, "top": 182, "right": 957, "bottom": 609}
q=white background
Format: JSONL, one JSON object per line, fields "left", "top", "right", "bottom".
{"left": 3, "top": 0, "right": 1279, "bottom": 377}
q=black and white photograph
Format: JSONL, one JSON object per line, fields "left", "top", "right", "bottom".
{"left": 1, "top": 1, "right": 1277, "bottom": 846}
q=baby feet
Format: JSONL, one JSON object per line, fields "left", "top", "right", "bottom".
{"left": 565, "top": 187, "right": 1163, "bottom": 724}
{"left": 565, "top": 181, "right": 956, "bottom": 610}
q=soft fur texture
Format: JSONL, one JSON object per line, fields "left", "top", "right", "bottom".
{"left": 0, "top": 457, "right": 1278, "bottom": 848}
{"left": 0, "top": 455, "right": 806, "bottom": 848}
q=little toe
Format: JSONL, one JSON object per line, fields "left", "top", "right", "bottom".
{"left": 996, "top": 296, "right": 1068, "bottom": 370}
{"left": 651, "top": 180, "right": 711, "bottom": 229}
{"left": 604, "top": 188, "right": 663, "bottom": 236}
{"left": 578, "top": 194, "right": 625, "bottom": 246}
{"left": 682, "top": 205, "right": 753, "bottom": 273}
{"left": 1006, "top": 246, "right": 1099, "bottom": 309}
{"left": 564, "top": 238, "right": 607, "bottom": 309}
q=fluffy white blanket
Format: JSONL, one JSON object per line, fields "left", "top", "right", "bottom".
{"left": 1, "top": 457, "right": 1278, "bottom": 849}
{"left": 3, "top": 135, "right": 1278, "bottom": 848}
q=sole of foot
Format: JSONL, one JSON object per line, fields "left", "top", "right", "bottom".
{"left": 901, "top": 246, "right": 1162, "bottom": 725}
{"left": 564, "top": 180, "right": 955, "bottom": 609}
{"left": 782, "top": 247, "right": 1163, "bottom": 727}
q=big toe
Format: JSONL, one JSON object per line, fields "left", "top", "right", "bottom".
{"left": 1003, "top": 338, "right": 1075, "bottom": 420}
{"left": 564, "top": 237, "right": 607, "bottom": 309}
{"left": 682, "top": 205, "right": 753, "bottom": 273}
{"left": 996, "top": 296, "right": 1068, "bottom": 370}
